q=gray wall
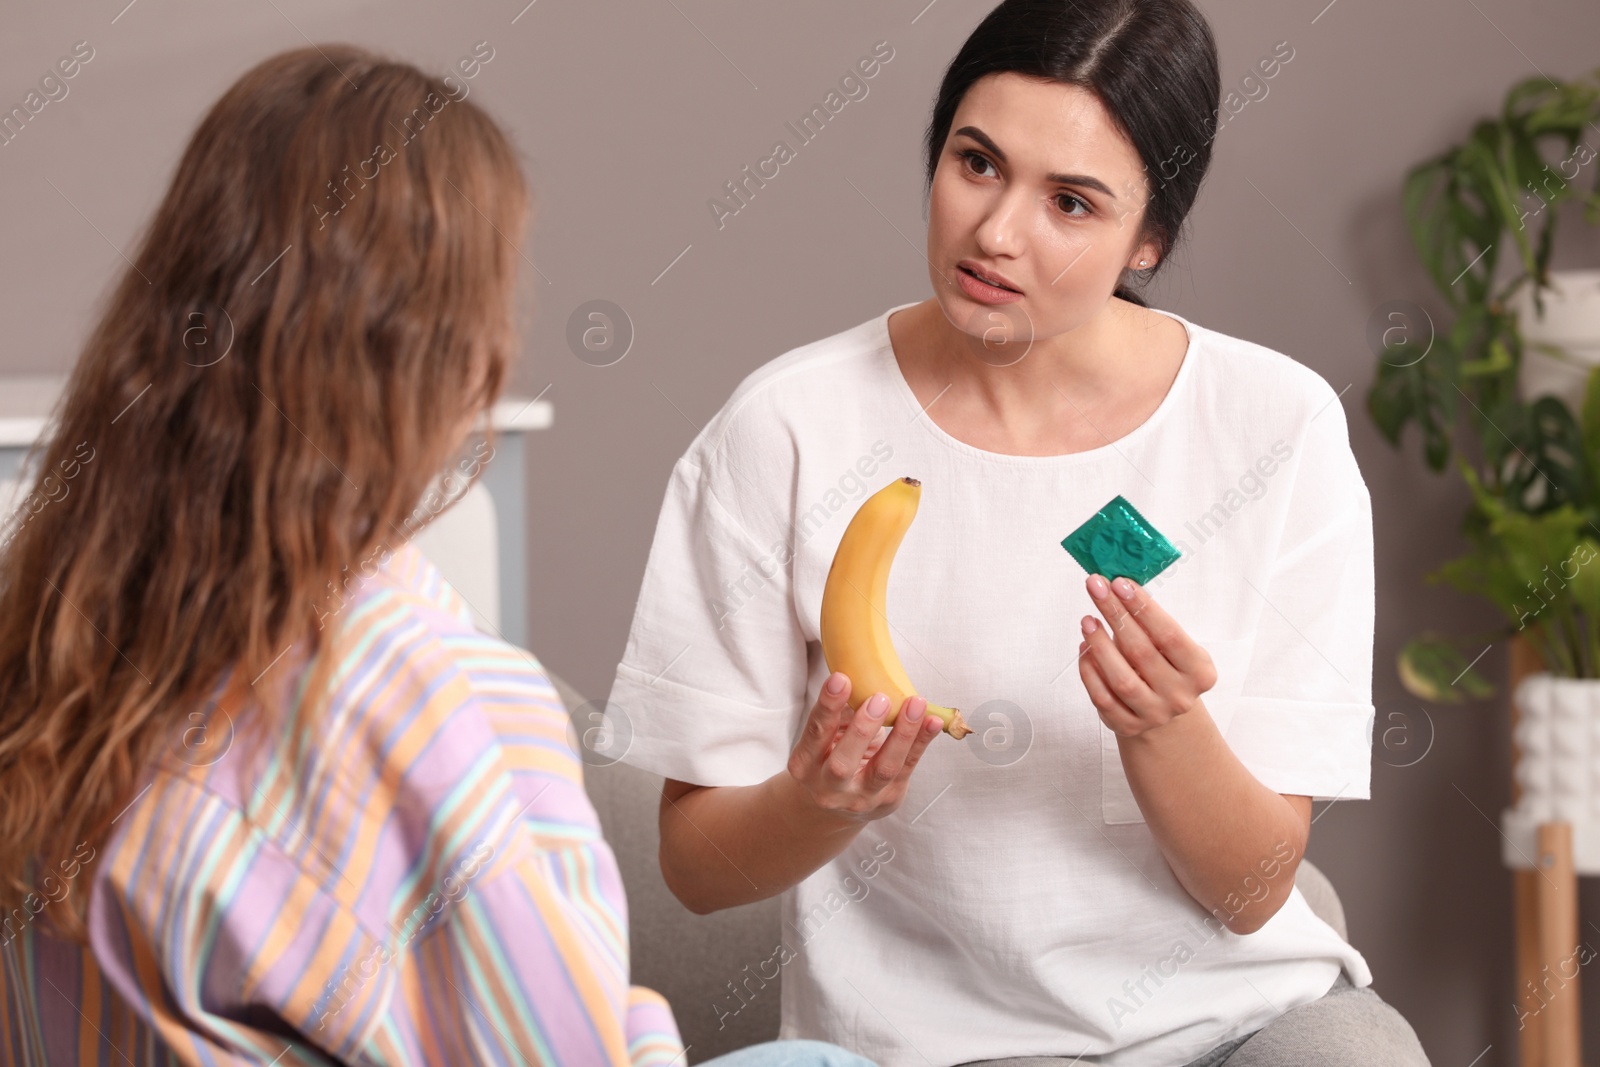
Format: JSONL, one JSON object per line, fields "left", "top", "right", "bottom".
{"left": 4, "top": 0, "right": 1599, "bottom": 1062}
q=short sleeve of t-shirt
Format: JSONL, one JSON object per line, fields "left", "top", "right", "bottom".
{"left": 606, "top": 387, "right": 808, "bottom": 787}
{"left": 1222, "top": 386, "right": 1376, "bottom": 803}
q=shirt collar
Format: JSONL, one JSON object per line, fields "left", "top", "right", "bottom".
{"left": 370, "top": 539, "right": 477, "bottom": 629}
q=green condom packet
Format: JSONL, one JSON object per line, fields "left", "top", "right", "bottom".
{"left": 1060, "top": 494, "right": 1181, "bottom": 585}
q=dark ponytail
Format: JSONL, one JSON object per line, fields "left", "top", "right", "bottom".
{"left": 922, "top": 0, "right": 1221, "bottom": 307}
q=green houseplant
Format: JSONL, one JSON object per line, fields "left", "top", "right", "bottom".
{"left": 1367, "top": 68, "right": 1600, "bottom": 700}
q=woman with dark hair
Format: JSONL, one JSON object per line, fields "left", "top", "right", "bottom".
{"left": 0, "top": 43, "right": 871, "bottom": 1067}
{"left": 608, "top": 1, "right": 1429, "bottom": 1065}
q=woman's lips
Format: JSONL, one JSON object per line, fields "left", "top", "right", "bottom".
{"left": 956, "top": 264, "right": 1024, "bottom": 304}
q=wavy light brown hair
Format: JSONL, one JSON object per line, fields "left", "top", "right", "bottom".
{"left": 0, "top": 44, "right": 529, "bottom": 943}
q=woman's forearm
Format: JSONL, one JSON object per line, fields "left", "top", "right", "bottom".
{"left": 658, "top": 772, "right": 866, "bottom": 914}
{"left": 657, "top": 680, "right": 944, "bottom": 913}
{"left": 1113, "top": 700, "right": 1309, "bottom": 934}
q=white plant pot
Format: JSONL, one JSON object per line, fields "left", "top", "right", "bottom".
{"left": 1513, "top": 268, "right": 1600, "bottom": 413}
{"left": 1503, "top": 671, "right": 1600, "bottom": 874}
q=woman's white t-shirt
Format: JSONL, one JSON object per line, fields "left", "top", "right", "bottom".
{"left": 606, "top": 301, "right": 1376, "bottom": 1067}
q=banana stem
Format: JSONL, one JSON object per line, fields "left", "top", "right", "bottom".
{"left": 927, "top": 704, "right": 972, "bottom": 740}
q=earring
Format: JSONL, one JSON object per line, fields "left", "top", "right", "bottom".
{"left": 1139, "top": 259, "right": 1148, "bottom": 266}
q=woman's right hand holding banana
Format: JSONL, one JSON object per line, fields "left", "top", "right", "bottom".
{"left": 785, "top": 670, "right": 943, "bottom": 825}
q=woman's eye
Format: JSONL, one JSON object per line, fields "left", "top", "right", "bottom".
{"left": 961, "top": 149, "right": 996, "bottom": 178}
{"left": 1055, "top": 193, "right": 1090, "bottom": 217}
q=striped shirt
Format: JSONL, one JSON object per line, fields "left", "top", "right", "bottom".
{"left": 1, "top": 540, "right": 686, "bottom": 1066}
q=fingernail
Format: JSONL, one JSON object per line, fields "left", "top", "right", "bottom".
{"left": 1112, "top": 577, "right": 1136, "bottom": 600}
{"left": 825, "top": 673, "right": 847, "bottom": 695}
{"left": 1082, "top": 616, "right": 1099, "bottom": 635}
{"left": 1087, "top": 574, "right": 1109, "bottom": 598}
{"left": 905, "top": 697, "right": 925, "bottom": 722}
{"left": 866, "top": 693, "right": 888, "bottom": 718}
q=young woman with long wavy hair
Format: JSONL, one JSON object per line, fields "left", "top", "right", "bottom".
{"left": 0, "top": 44, "right": 870, "bottom": 1067}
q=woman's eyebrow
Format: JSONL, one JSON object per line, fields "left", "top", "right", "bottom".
{"left": 954, "top": 125, "right": 1118, "bottom": 200}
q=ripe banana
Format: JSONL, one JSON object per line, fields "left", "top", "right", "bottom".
{"left": 820, "top": 476, "right": 970, "bottom": 739}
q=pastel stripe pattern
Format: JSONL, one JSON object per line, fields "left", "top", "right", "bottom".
{"left": 0, "top": 541, "right": 686, "bottom": 1067}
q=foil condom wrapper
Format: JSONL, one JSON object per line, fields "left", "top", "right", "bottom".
{"left": 1060, "top": 495, "right": 1181, "bottom": 586}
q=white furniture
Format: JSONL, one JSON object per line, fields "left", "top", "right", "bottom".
{"left": 1513, "top": 268, "right": 1600, "bottom": 415}
{"left": 1506, "top": 642, "right": 1587, "bottom": 1067}
{"left": 412, "top": 478, "right": 503, "bottom": 635}
{"left": 1504, "top": 674, "right": 1600, "bottom": 874}
{"left": 0, "top": 374, "right": 549, "bottom": 647}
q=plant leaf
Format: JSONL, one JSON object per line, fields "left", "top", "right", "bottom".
{"left": 1397, "top": 634, "right": 1497, "bottom": 702}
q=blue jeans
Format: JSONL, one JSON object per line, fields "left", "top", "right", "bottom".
{"left": 697, "top": 1039, "right": 878, "bottom": 1067}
